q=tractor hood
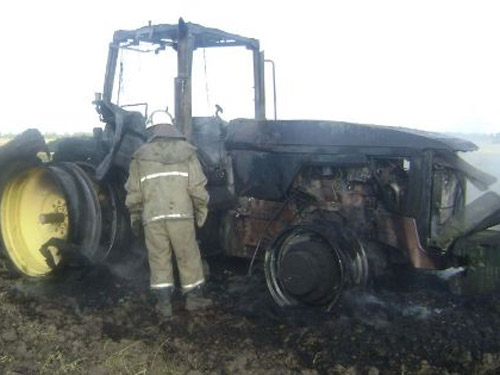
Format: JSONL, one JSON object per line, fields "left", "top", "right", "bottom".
{"left": 224, "top": 118, "right": 487, "bottom": 202}
{"left": 226, "top": 119, "right": 477, "bottom": 154}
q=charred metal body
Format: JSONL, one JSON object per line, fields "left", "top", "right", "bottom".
{"left": 1, "top": 20, "right": 500, "bottom": 309}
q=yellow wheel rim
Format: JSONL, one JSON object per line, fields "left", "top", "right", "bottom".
{"left": 0, "top": 167, "right": 69, "bottom": 276}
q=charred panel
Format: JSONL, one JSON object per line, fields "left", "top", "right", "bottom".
{"left": 229, "top": 151, "right": 304, "bottom": 201}
{"left": 404, "top": 151, "right": 433, "bottom": 247}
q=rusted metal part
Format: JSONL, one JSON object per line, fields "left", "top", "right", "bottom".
{"left": 377, "top": 214, "right": 438, "bottom": 269}
{"left": 221, "top": 198, "right": 294, "bottom": 258}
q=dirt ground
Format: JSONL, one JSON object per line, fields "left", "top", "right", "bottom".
{"left": 1, "top": 247, "right": 500, "bottom": 375}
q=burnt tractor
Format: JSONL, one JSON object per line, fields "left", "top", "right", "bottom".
{"left": 1, "top": 19, "right": 500, "bottom": 310}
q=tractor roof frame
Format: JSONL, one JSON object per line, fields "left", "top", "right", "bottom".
{"left": 102, "top": 19, "right": 266, "bottom": 138}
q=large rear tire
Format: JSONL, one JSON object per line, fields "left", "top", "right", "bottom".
{"left": 0, "top": 163, "right": 127, "bottom": 277}
{"left": 264, "top": 223, "right": 369, "bottom": 310}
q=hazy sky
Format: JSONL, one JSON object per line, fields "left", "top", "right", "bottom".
{"left": 0, "top": 0, "right": 499, "bottom": 134}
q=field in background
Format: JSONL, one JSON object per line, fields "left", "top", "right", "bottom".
{"left": 0, "top": 135, "right": 60, "bottom": 147}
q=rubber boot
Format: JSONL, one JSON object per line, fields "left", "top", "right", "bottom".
{"left": 184, "top": 285, "right": 212, "bottom": 311}
{"left": 152, "top": 287, "right": 173, "bottom": 319}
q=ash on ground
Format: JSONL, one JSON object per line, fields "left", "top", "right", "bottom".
{"left": 1, "top": 252, "right": 500, "bottom": 375}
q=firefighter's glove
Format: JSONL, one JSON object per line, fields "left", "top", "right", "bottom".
{"left": 130, "top": 214, "right": 142, "bottom": 237}
{"left": 195, "top": 209, "right": 207, "bottom": 228}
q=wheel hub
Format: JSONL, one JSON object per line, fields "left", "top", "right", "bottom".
{"left": 0, "top": 163, "right": 126, "bottom": 277}
{"left": 265, "top": 224, "right": 369, "bottom": 310}
{"left": 0, "top": 168, "right": 68, "bottom": 276}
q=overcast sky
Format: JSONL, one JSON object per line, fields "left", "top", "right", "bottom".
{"left": 0, "top": 0, "right": 498, "bottom": 134}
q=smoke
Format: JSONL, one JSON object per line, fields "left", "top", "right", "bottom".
{"left": 105, "top": 240, "right": 149, "bottom": 285}
{"left": 340, "top": 289, "right": 446, "bottom": 329}
{"left": 431, "top": 267, "right": 466, "bottom": 281}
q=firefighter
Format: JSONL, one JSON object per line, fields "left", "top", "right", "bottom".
{"left": 125, "top": 123, "right": 211, "bottom": 318}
